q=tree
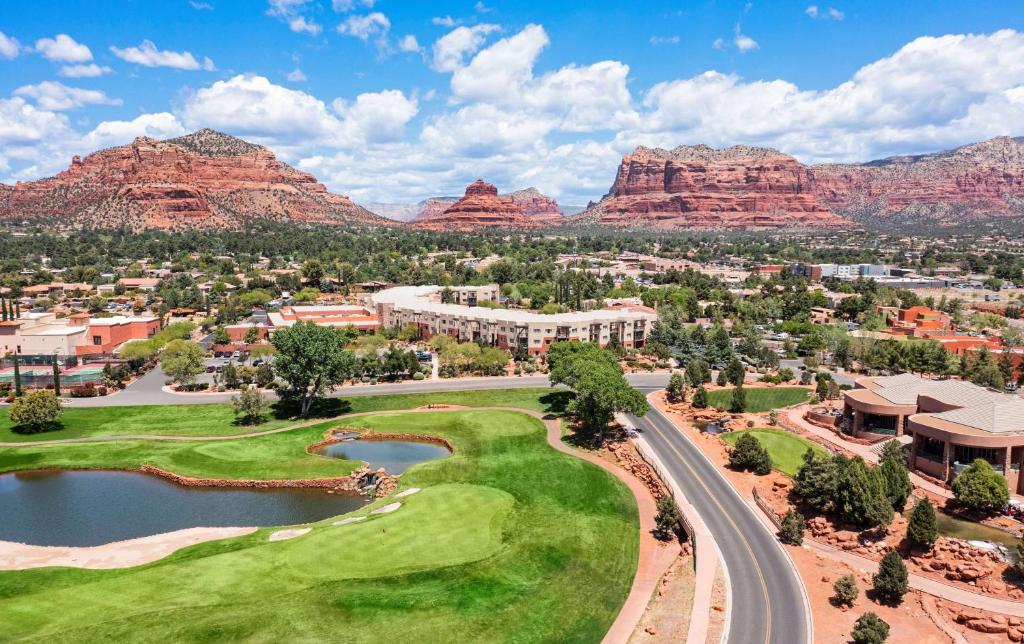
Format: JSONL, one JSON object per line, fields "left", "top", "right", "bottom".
{"left": 872, "top": 550, "right": 908, "bottom": 604}
{"left": 567, "top": 364, "right": 649, "bottom": 442}
{"left": 244, "top": 326, "right": 260, "bottom": 345}
{"left": 907, "top": 498, "right": 938, "bottom": 549}
{"left": 716, "top": 368, "right": 728, "bottom": 387}
{"left": 666, "top": 372, "right": 685, "bottom": 403}
{"left": 832, "top": 574, "right": 858, "bottom": 608}
{"left": 836, "top": 457, "right": 893, "bottom": 528}
{"left": 52, "top": 359, "right": 61, "bottom": 397}
{"left": 692, "top": 385, "right": 709, "bottom": 409}
{"left": 222, "top": 362, "right": 240, "bottom": 388}
{"left": 232, "top": 386, "right": 268, "bottom": 425}
{"left": 685, "top": 358, "right": 711, "bottom": 386}
{"left": 728, "top": 384, "right": 747, "bottom": 413}
{"left": 779, "top": 509, "right": 805, "bottom": 545}
{"left": 725, "top": 356, "right": 745, "bottom": 386}
{"left": 795, "top": 449, "right": 842, "bottom": 512}
{"left": 12, "top": 351, "right": 22, "bottom": 397}
{"left": 271, "top": 321, "right": 356, "bottom": 417}
{"left": 951, "top": 459, "right": 1009, "bottom": 513}
{"left": 211, "top": 326, "right": 230, "bottom": 345}
{"left": 9, "top": 390, "right": 62, "bottom": 433}
{"left": 255, "top": 362, "right": 274, "bottom": 388}
{"left": 160, "top": 339, "right": 205, "bottom": 386}
{"left": 728, "top": 433, "right": 772, "bottom": 475}
{"left": 851, "top": 613, "right": 889, "bottom": 644}
{"left": 878, "top": 441, "right": 912, "bottom": 511}
{"left": 654, "top": 496, "right": 681, "bottom": 540}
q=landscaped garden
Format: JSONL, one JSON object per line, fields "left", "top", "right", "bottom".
{"left": 722, "top": 428, "right": 827, "bottom": 476}
{"left": 0, "top": 403, "right": 638, "bottom": 642}
{"left": 706, "top": 386, "right": 811, "bottom": 413}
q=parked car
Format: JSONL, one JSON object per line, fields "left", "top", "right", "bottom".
{"left": 206, "top": 366, "right": 216, "bottom": 373}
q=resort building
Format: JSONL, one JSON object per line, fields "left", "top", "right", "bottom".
{"left": 842, "top": 374, "right": 1024, "bottom": 492}
{"left": 266, "top": 305, "right": 380, "bottom": 334}
{"left": 371, "top": 285, "right": 657, "bottom": 355}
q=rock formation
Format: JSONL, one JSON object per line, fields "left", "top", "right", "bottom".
{"left": 0, "top": 129, "right": 389, "bottom": 230}
{"left": 504, "top": 187, "right": 564, "bottom": 225}
{"left": 412, "top": 180, "right": 541, "bottom": 230}
{"left": 576, "top": 144, "right": 847, "bottom": 230}
{"left": 809, "top": 136, "right": 1024, "bottom": 224}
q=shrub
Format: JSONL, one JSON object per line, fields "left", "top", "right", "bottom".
{"left": 872, "top": 551, "right": 908, "bottom": 604}
{"left": 951, "top": 459, "right": 1010, "bottom": 514}
{"left": 69, "top": 383, "right": 98, "bottom": 398}
{"left": 232, "top": 386, "right": 268, "bottom": 425}
{"left": 654, "top": 496, "right": 681, "bottom": 540}
{"left": 9, "top": 390, "right": 62, "bottom": 433}
{"left": 412, "top": 372, "right": 425, "bottom": 381}
{"left": 666, "top": 372, "right": 685, "bottom": 403}
{"left": 907, "top": 498, "right": 938, "bottom": 549}
{"left": 851, "top": 612, "right": 889, "bottom": 644}
{"left": 692, "top": 385, "right": 708, "bottom": 409}
{"left": 832, "top": 574, "right": 858, "bottom": 607}
{"left": 779, "top": 509, "right": 805, "bottom": 545}
{"left": 728, "top": 433, "right": 772, "bottom": 475}
{"left": 878, "top": 441, "right": 912, "bottom": 511}
{"left": 728, "top": 385, "right": 747, "bottom": 413}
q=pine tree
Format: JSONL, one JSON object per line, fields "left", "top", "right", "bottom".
{"left": 907, "top": 498, "right": 938, "bottom": 549}
{"left": 13, "top": 351, "right": 22, "bottom": 397}
{"left": 728, "top": 384, "right": 747, "bottom": 413}
{"left": 654, "top": 496, "right": 681, "bottom": 540}
{"left": 779, "top": 509, "right": 805, "bottom": 545}
{"left": 878, "top": 441, "right": 912, "bottom": 511}
{"left": 692, "top": 385, "right": 709, "bottom": 409}
{"left": 666, "top": 372, "right": 685, "bottom": 403}
{"left": 729, "top": 433, "right": 772, "bottom": 475}
{"left": 873, "top": 550, "right": 908, "bottom": 604}
{"left": 832, "top": 574, "right": 858, "bottom": 607}
{"left": 851, "top": 613, "right": 889, "bottom": 644}
{"left": 52, "top": 359, "right": 61, "bottom": 397}
{"left": 836, "top": 457, "right": 892, "bottom": 528}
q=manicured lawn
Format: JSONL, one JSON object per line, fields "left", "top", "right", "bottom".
{"left": 706, "top": 386, "right": 811, "bottom": 413}
{"left": 721, "top": 428, "right": 827, "bottom": 476}
{"left": 0, "top": 387, "right": 570, "bottom": 443}
{"left": 0, "top": 409, "right": 638, "bottom": 643}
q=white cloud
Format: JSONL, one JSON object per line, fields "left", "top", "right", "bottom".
{"left": 286, "top": 68, "right": 307, "bottom": 81}
{"left": 110, "top": 40, "right": 215, "bottom": 70}
{"left": 267, "top": 0, "right": 322, "bottom": 35}
{"left": 431, "top": 24, "right": 500, "bottom": 72}
{"left": 650, "top": 36, "right": 680, "bottom": 45}
{"left": 733, "top": 26, "right": 758, "bottom": 52}
{"left": 0, "top": 32, "right": 20, "bottom": 59}
{"left": 807, "top": 5, "right": 844, "bottom": 20}
{"left": 332, "top": 89, "right": 418, "bottom": 143}
{"left": 59, "top": 63, "right": 112, "bottom": 78}
{"left": 0, "top": 97, "right": 71, "bottom": 146}
{"left": 336, "top": 12, "right": 390, "bottom": 41}
{"left": 451, "top": 24, "right": 548, "bottom": 101}
{"left": 332, "top": 0, "right": 376, "bottom": 10}
{"left": 432, "top": 16, "right": 459, "bottom": 27}
{"left": 398, "top": 35, "right": 421, "bottom": 53}
{"left": 474, "top": 1, "right": 492, "bottom": 12}
{"left": 190, "top": 1, "right": 214, "bottom": 9}
{"left": 14, "top": 81, "right": 121, "bottom": 111}
{"left": 79, "top": 112, "right": 186, "bottom": 151}
{"left": 34, "top": 34, "right": 92, "bottom": 63}
{"left": 712, "top": 37, "right": 726, "bottom": 50}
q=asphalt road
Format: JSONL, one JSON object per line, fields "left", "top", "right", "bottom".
{"left": 627, "top": 398, "right": 810, "bottom": 644}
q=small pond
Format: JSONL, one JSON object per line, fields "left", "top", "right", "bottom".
{"left": 320, "top": 437, "right": 451, "bottom": 475}
{"left": 937, "top": 511, "right": 1021, "bottom": 562}
{"left": 0, "top": 470, "right": 369, "bottom": 547}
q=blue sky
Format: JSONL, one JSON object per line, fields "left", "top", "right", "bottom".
{"left": 1, "top": 0, "right": 1023, "bottom": 205}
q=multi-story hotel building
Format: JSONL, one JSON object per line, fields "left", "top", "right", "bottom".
{"left": 371, "top": 285, "right": 657, "bottom": 355}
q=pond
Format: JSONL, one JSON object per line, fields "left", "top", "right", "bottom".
{"left": 937, "top": 511, "right": 1021, "bottom": 561}
{"left": 320, "top": 437, "right": 451, "bottom": 475}
{"left": 0, "top": 470, "right": 369, "bottom": 547}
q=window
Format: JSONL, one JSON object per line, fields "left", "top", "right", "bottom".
{"left": 92, "top": 335, "right": 102, "bottom": 346}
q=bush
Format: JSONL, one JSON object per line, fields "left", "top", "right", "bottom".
{"left": 779, "top": 509, "right": 805, "bottom": 545}
{"left": 692, "top": 385, "right": 708, "bottom": 409}
{"left": 9, "top": 390, "right": 63, "bottom": 433}
{"left": 851, "top": 612, "right": 889, "bottom": 644}
{"left": 872, "top": 551, "right": 908, "bottom": 604}
{"left": 728, "top": 385, "right": 747, "bottom": 413}
{"left": 232, "top": 386, "right": 268, "bottom": 425}
{"left": 878, "top": 441, "right": 912, "bottom": 512}
{"left": 907, "top": 498, "right": 938, "bottom": 549}
{"left": 832, "top": 574, "right": 858, "bottom": 607}
{"left": 728, "top": 433, "right": 772, "bottom": 475}
{"left": 666, "top": 372, "right": 685, "bottom": 403}
{"left": 654, "top": 496, "right": 681, "bottom": 540}
{"left": 412, "top": 372, "right": 425, "bottom": 381}
{"left": 69, "top": 384, "right": 99, "bottom": 398}
{"left": 951, "top": 459, "right": 1010, "bottom": 514}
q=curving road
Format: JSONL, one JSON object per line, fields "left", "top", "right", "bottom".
{"left": 45, "top": 370, "right": 812, "bottom": 643}
{"left": 626, "top": 397, "right": 810, "bottom": 644}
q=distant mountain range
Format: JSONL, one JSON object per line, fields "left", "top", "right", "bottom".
{"left": 2, "top": 129, "right": 1021, "bottom": 231}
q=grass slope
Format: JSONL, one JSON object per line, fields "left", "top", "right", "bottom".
{"left": 721, "top": 428, "right": 827, "bottom": 476}
{"left": 706, "top": 386, "right": 811, "bottom": 413}
{"left": 0, "top": 388, "right": 568, "bottom": 443}
{"left": 0, "top": 409, "right": 638, "bottom": 643}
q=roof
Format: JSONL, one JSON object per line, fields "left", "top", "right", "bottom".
{"left": 86, "top": 315, "right": 158, "bottom": 326}
{"left": 21, "top": 325, "right": 87, "bottom": 336}
{"left": 931, "top": 400, "right": 1024, "bottom": 434}
{"left": 865, "top": 374, "right": 1008, "bottom": 408}
{"left": 373, "top": 285, "right": 658, "bottom": 325}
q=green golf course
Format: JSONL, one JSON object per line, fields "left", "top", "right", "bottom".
{"left": 721, "top": 427, "right": 828, "bottom": 476}
{"left": 706, "top": 386, "right": 812, "bottom": 413}
{"left": 0, "top": 403, "right": 639, "bottom": 643}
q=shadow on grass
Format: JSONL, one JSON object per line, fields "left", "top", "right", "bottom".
{"left": 11, "top": 421, "right": 65, "bottom": 436}
{"left": 269, "top": 397, "right": 353, "bottom": 421}
{"left": 539, "top": 390, "right": 572, "bottom": 416}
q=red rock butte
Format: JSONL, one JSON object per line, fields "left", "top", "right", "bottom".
{"left": 412, "top": 180, "right": 542, "bottom": 231}
{"left": 576, "top": 144, "right": 846, "bottom": 230}
{"left": 0, "top": 128, "right": 390, "bottom": 231}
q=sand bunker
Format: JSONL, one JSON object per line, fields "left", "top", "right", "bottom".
{"left": 0, "top": 527, "right": 256, "bottom": 571}
{"left": 268, "top": 527, "right": 312, "bottom": 542}
{"left": 371, "top": 502, "right": 402, "bottom": 515}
